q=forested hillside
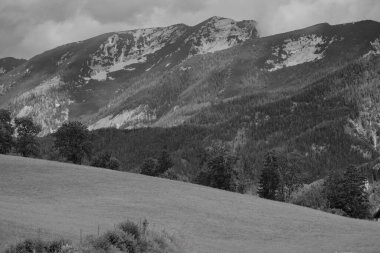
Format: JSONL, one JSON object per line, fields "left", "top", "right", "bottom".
{"left": 3, "top": 18, "right": 380, "bottom": 194}
{"left": 37, "top": 54, "right": 380, "bottom": 191}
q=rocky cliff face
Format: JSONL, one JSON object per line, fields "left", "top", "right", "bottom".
{"left": 1, "top": 19, "right": 380, "bottom": 137}
{"left": 0, "top": 16, "right": 258, "bottom": 135}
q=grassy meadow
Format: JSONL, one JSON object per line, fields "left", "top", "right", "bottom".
{"left": 1, "top": 155, "right": 380, "bottom": 252}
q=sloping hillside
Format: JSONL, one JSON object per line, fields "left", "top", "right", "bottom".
{"left": 0, "top": 57, "right": 26, "bottom": 76}
{"left": 0, "top": 16, "right": 258, "bottom": 135}
{"left": 2, "top": 20, "right": 380, "bottom": 136}
{"left": 1, "top": 155, "right": 380, "bottom": 253}
{"left": 40, "top": 54, "right": 379, "bottom": 187}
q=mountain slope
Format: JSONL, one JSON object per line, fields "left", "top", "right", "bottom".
{"left": 45, "top": 54, "right": 379, "bottom": 186}
{"left": 77, "top": 20, "right": 380, "bottom": 132}
{"left": 3, "top": 19, "right": 380, "bottom": 136}
{"left": 3, "top": 19, "right": 380, "bottom": 187}
{"left": 1, "top": 155, "right": 380, "bottom": 253}
{"left": 0, "top": 16, "right": 258, "bottom": 135}
{"left": 74, "top": 20, "right": 380, "bottom": 131}
{"left": 0, "top": 57, "right": 26, "bottom": 76}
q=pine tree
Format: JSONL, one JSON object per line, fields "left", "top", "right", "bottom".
{"left": 325, "top": 166, "right": 370, "bottom": 219}
{"left": 140, "top": 158, "right": 159, "bottom": 176}
{"left": 277, "top": 152, "right": 303, "bottom": 201}
{"left": 257, "top": 151, "right": 280, "bottom": 200}
{"left": 156, "top": 149, "right": 173, "bottom": 175}
{"left": 341, "top": 166, "right": 370, "bottom": 218}
{"left": 206, "top": 155, "right": 238, "bottom": 191}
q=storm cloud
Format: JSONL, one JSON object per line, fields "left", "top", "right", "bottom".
{"left": 0, "top": 0, "right": 379, "bottom": 58}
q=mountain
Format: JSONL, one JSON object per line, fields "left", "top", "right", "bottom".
{"left": 3, "top": 18, "right": 380, "bottom": 186}
{"left": 2, "top": 19, "right": 380, "bottom": 138}
{"left": 0, "top": 57, "right": 26, "bottom": 76}
{"left": 0, "top": 16, "right": 258, "bottom": 135}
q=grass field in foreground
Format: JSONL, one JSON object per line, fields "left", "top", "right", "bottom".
{"left": 1, "top": 155, "right": 380, "bottom": 253}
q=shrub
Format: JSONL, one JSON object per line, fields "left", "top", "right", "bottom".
{"left": 144, "top": 230, "right": 184, "bottom": 253}
{"left": 5, "top": 238, "right": 72, "bottom": 253}
{"left": 290, "top": 179, "right": 328, "bottom": 210}
{"left": 140, "top": 149, "right": 174, "bottom": 177}
{"left": 100, "top": 230, "right": 136, "bottom": 252}
{"left": 160, "top": 168, "right": 189, "bottom": 182}
{"left": 325, "top": 208, "right": 348, "bottom": 217}
{"left": 140, "top": 158, "right": 159, "bottom": 176}
{"left": 91, "top": 152, "right": 121, "bottom": 170}
{"left": 6, "top": 220, "right": 185, "bottom": 253}
{"left": 118, "top": 220, "right": 140, "bottom": 240}
{"left": 108, "top": 157, "right": 121, "bottom": 170}
{"left": 86, "top": 220, "right": 185, "bottom": 253}
{"left": 87, "top": 234, "right": 111, "bottom": 252}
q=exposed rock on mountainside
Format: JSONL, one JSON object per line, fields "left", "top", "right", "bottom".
{"left": 3, "top": 18, "right": 380, "bottom": 192}
{"left": 266, "top": 34, "right": 338, "bottom": 71}
{"left": 0, "top": 16, "right": 258, "bottom": 134}
{"left": 1, "top": 19, "right": 380, "bottom": 139}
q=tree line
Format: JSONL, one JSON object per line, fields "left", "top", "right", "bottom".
{"left": 257, "top": 150, "right": 371, "bottom": 219}
{"left": 0, "top": 107, "right": 374, "bottom": 219}
{"left": 0, "top": 109, "right": 120, "bottom": 170}
{"left": 0, "top": 109, "right": 41, "bottom": 157}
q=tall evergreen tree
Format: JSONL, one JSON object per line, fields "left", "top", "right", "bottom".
{"left": 342, "top": 166, "right": 370, "bottom": 218}
{"left": 277, "top": 152, "right": 303, "bottom": 201}
{"left": 140, "top": 158, "right": 159, "bottom": 176}
{"left": 207, "top": 155, "right": 238, "bottom": 191}
{"left": 257, "top": 151, "right": 280, "bottom": 200}
{"left": 325, "top": 166, "right": 370, "bottom": 219}
{"left": 156, "top": 149, "right": 174, "bottom": 175}
{"left": 0, "top": 109, "right": 14, "bottom": 154}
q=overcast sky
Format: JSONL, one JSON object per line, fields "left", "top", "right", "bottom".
{"left": 0, "top": 0, "right": 379, "bottom": 59}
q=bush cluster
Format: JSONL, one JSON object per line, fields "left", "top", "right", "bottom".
{"left": 140, "top": 150, "right": 174, "bottom": 177}
{"left": 6, "top": 220, "right": 185, "bottom": 253}
{"left": 5, "top": 239, "right": 73, "bottom": 253}
{"left": 289, "top": 180, "right": 328, "bottom": 210}
{"left": 91, "top": 152, "right": 121, "bottom": 170}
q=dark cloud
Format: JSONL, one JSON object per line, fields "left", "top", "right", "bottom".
{"left": 0, "top": 0, "right": 379, "bottom": 59}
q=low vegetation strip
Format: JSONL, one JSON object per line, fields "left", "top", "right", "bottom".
{"left": 2, "top": 155, "right": 380, "bottom": 253}
{"left": 5, "top": 219, "right": 185, "bottom": 253}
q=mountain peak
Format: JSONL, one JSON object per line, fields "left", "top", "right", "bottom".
{"left": 0, "top": 16, "right": 260, "bottom": 135}
{"left": 6, "top": 19, "right": 379, "bottom": 136}
{"left": 207, "top": 16, "right": 233, "bottom": 22}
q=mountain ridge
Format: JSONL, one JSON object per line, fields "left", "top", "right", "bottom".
{"left": 2, "top": 17, "right": 380, "bottom": 196}
{"left": 1, "top": 18, "right": 380, "bottom": 137}
{"left": 0, "top": 16, "right": 259, "bottom": 135}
